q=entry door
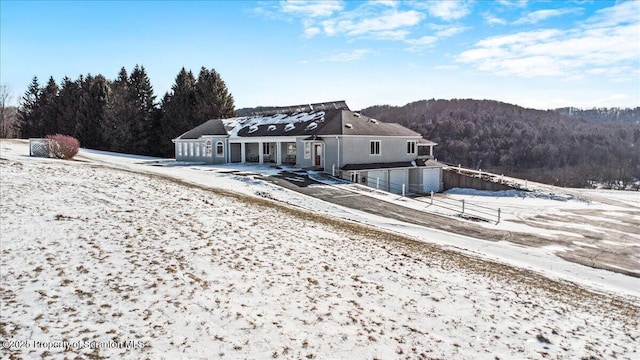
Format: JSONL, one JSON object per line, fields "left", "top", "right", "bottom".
{"left": 314, "top": 143, "right": 323, "bottom": 167}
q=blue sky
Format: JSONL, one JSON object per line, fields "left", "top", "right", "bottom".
{"left": 1, "top": 0, "right": 638, "bottom": 110}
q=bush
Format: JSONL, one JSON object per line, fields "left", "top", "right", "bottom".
{"left": 46, "top": 134, "right": 80, "bottom": 159}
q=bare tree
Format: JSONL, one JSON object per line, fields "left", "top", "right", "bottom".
{"left": 1, "top": 84, "right": 13, "bottom": 138}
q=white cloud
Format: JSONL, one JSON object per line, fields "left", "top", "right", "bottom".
{"left": 404, "top": 24, "right": 466, "bottom": 52}
{"left": 324, "top": 49, "right": 373, "bottom": 62}
{"left": 456, "top": 2, "right": 640, "bottom": 81}
{"left": 514, "top": 8, "right": 580, "bottom": 25}
{"left": 370, "top": 0, "right": 398, "bottom": 7}
{"left": 405, "top": 35, "right": 438, "bottom": 46}
{"left": 434, "top": 25, "right": 467, "bottom": 37}
{"left": 316, "top": 9, "right": 423, "bottom": 39}
{"left": 419, "top": 1, "right": 471, "bottom": 21}
{"left": 338, "top": 10, "right": 423, "bottom": 36}
{"left": 483, "top": 12, "right": 507, "bottom": 26}
{"left": 587, "top": 0, "right": 640, "bottom": 27}
{"left": 497, "top": 0, "right": 528, "bottom": 8}
{"left": 281, "top": 0, "right": 344, "bottom": 18}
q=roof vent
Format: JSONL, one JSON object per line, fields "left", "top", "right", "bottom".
{"left": 370, "top": 118, "right": 378, "bottom": 124}
{"left": 284, "top": 123, "right": 295, "bottom": 132}
{"left": 354, "top": 113, "right": 361, "bottom": 118}
{"left": 345, "top": 123, "right": 353, "bottom": 129}
{"left": 268, "top": 125, "right": 277, "bottom": 132}
{"left": 248, "top": 125, "right": 259, "bottom": 133}
{"left": 306, "top": 122, "right": 318, "bottom": 131}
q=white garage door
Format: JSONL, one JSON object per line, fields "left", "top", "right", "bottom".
{"left": 367, "top": 170, "right": 388, "bottom": 191}
{"left": 389, "top": 169, "right": 408, "bottom": 194}
{"left": 423, "top": 168, "right": 441, "bottom": 193}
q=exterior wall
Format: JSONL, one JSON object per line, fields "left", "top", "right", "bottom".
{"left": 323, "top": 137, "right": 339, "bottom": 174}
{"left": 340, "top": 136, "right": 422, "bottom": 165}
{"left": 175, "top": 136, "right": 227, "bottom": 164}
{"left": 295, "top": 139, "right": 314, "bottom": 168}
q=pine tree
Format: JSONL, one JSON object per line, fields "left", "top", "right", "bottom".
{"left": 127, "top": 65, "right": 156, "bottom": 154}
{"left": 103, "top": 67, "right": 132, "bottom": 152}
{"left": 194, "top": 67, "right": 235, "bottom": 122}
{"left": 39, "top": 76, "right": 61, "bottom": 136}
{"left": 159, "top": 67, "right": 197, "bottom": 156}
{"left": 17, "top": 76, "right": 42, "bottom": 138}
{"left": 76, "top": 74, "right": 109, "bottom": 149}
{"left": 57, "top": 76, "right": 82, "bottom": 137}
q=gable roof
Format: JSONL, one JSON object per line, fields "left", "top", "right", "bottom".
{"left": 177, "top": 119, "right": 227, "bottom": 139}
{"left": 175, "top": 101, "right": 424, "bottom": 140}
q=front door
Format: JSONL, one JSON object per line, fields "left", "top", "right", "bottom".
{"left": 314, "top": 143, "right": 322, "bottom": 167}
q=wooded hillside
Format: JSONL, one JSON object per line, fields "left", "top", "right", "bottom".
{"left": 361, "top": 99, "right": 640, "bottom": 188}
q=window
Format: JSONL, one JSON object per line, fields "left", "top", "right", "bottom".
{"left": 205, "top": 140, "right": 212, "bottom": 156}
{"left": 183, "top": 143, "right": 188, "bottom": 156}
{"left": 195, "top": 143, "right": 200, "bottom": 157}
{"left": 189, "top": 143, "right": 194, "bottom": 156}
{"left": 287, "top": 143, "right": 296, "bottom": 155}
{"left": 262, "top": 143, "right": 271, "bottom": 156}
{"left": 407, "top": 141, "right": 416, "bottom": 154}
{"left": 216, "top": 141, "right": 224, "bottom": 157}
{"left": 370, "top": 140, "right": 381, "bottom": 156}
{"left": 178, "top": 143, "right": 182, "bottom": 156}
{"left": 304, "top": 142, "right": 311, "bottom": 159}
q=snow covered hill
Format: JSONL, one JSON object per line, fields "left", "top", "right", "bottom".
{"left": 1, "top": 139, "right": 638, "bottom": 359}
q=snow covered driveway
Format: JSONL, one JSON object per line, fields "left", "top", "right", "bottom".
{"left": 1, "top": 145, "right": 639, "bottom": 359}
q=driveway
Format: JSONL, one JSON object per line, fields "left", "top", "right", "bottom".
{"left": 265, "top": 171, "right": 640, "bottom": 278}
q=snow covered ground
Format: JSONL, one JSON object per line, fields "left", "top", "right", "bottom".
{"left": 1, "top": 139, "right": 639, "bottom": 359}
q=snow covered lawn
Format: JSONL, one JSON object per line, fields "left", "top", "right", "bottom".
{"left": 1, "top": 141, "right": 639, "bottom": 359}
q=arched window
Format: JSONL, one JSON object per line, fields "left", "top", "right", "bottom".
{"left": 205, "top": 140, "right": 212, "bottom": 156}
{"left": 216, "top": 141, "right": 224, "bottom": 157}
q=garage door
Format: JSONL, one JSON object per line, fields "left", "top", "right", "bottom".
{"left": 389, "top": 169, "right": 408, "bottom": 194}
{"left": 422, "top": 167, "right": 441, "bottom": 193}
{"left": 367, "top": 170, "right": 388, "bottom": 191}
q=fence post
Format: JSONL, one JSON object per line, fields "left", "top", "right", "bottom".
{"left": 501, "top": 174, "right": 504, "bottom": 184}
{"left": 430, "top": 191, "right": 434, "bottom": 205}
{"left": 461, "top": 199, "right": 465, "bottom": 214}
{"left": 402, "top": 183, "right": 405, "bottom": 197}
{"left": 332, "top": 164, "right": 335, "bottom": 177}
{"left": 497, "top": 208, "right": 501, "bottom": 224}
{"left": 458, "top": 164, "right": 461, "bottom": 174}
{"left": 525, "top": 179, "right": 528, "bottom": 190}
{"left": 376, "top": 177, "right": 379, "bottom": 190}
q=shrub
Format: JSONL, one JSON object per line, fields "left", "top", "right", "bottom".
{"left": 46, "top": 134, "right": 80, "bottom": 159}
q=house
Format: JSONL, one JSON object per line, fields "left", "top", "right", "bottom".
{"left": 173, "top": 101, "right": 443, "bottom": 193}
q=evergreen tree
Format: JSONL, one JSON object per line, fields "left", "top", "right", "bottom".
{"left": 103, "top": 67, "right": 132, "bottom": 152}
{"left": 194, "top": 67, "right": 235, "bottom": 122}
{"left": 159, "top": 67, "right": 197, "bottom": 156}
{"left": 39, "top": 76, "right": 61, "bottom": 136}
{"left": 127, "top": 65, "right": 156, "bottom": 155}
{"left": 56, "top": 76, "right": 82, "bottom": 137}
{"left": 17, "top": 76, "right": 42, "bottom": 138}
{"left": 76, "top": 74, "right": 109, "bottom": 149}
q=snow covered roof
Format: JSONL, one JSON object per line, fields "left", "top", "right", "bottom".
{"left": 176, "top": 101, "right": 424, "bottom": 140}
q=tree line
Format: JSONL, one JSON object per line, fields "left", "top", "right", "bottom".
{"left": 15, "top": 65, "right": 235, "bottom": 157}
{"left": 362, "top": 99, "right": 640, "bottom": 188}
